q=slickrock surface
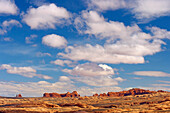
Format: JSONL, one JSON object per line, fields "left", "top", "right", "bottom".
{"left": 0, "top": 89, "right": 169, "bottom": 113}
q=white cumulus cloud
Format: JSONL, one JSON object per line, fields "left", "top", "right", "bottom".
{"left": 148, "top": 27, "right": 170, "bottom": 39}
{"left": 88, "top": 0, "right": 126, "bottom": 11}
{"left": 131, "top": 0, "right": 170, "bottom": 20}
{"left": 22, "top": 3, "right": 71, "bottom": 29}
{"left": 65, "top": 11, "right": 167, "bottom": 64}
{"left": 62, "top": 63, "right": 115, "bottom": 76}
{"left": 0, "top": 0, "right": 18, "bottom": 15}
{"left": 0, "top": 64, "right": 52, "bottom": 79}
{"left": 42, "top": 34, "right": 67, "bottom": 48}
{"left": 88, "top": 0, "right": 170, "bottom": 20}
{"left": 62, "top": 63, "right": 124, "bottom": 87}
{"left": 51, "top": 59, "right": 73, "bottom": 66}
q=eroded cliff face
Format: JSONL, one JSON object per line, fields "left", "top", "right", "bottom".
{"left": 43, "top": 91, "right": 80, "bottom": 97}
{"left": 93, "top": 88, "right": 167, "bottom": 97}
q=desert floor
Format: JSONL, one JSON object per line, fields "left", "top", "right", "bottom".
{"left": 0, "top": 92, "right": 169, "bottom": 113}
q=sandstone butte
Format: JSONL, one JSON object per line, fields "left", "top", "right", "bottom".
{"left": 93, "top": 88, "right": 168, "bottom": 97}
{"left": 43, "top": 91, "right": 80, "bottom": 97}
{"left": 16, "top": 94, "right": 22, "bottom": 98}
{"left": 43, "top": 88, "right": 168, "bottom": 98}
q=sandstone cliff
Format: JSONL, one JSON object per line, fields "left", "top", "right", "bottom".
{"left": 43, "top": 91, "right": 80, "bottom": 97}
{"left": 94, "top": 88, "right": 158, "bottom": 97}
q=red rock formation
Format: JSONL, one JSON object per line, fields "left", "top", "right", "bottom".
{"left": 93, "top": 93, "right": 99, "bottom": 97}
{"left": 16, "top": 94, "right": 22, "bottom": 98}
{"left": 43, "top": 91, "right": 80, "bottom": 98}
{"left": 157, "top": 90, "right": 167, "bottom": 93}
{"left": 99, "top": 93, "right": 107, "bottom": 97}
{"left": 94, "top": 88, "right": 158, "bottom": 97}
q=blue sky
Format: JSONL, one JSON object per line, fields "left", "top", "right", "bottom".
{"left": 0, "top": 0, "right": 170, "bottom": 97}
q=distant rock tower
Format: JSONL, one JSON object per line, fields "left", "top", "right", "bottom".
{"left": 16, "top": 94, "right": 22, "bottom": 98}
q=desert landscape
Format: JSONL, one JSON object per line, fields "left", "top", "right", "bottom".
{"left": 0, "top": 88, "right": 169, "bottom": 113}
{"left": 1, "top": 0, "right": 170, "bottom": 113}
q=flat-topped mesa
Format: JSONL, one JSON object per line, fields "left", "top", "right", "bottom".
{"left": 94, "top": 88, "right": 161, "bottom": 97}
{"left": 43, "top": 91, "right": 80, "bottom": 97}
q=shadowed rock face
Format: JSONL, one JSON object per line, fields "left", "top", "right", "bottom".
{"left": 96, "top": 88, "right": 159, "bottom": 97}
{"left": 43, "top": 91, "right": 80, "bottom": 97}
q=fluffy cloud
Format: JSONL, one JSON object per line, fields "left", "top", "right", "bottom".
{"left": 62, "top": 11, "right": 167, "bottom": 64}
{"left": 0, "top": 64, "right": 52, "bottom": 79}
{"left": 22, "top": 3, "right": 71, "bottom": 29}
{"left": 132, "top": 71, "right": 170, "bottom": 77}
{"left": 58, "top": 42, "right": 163, "bottom": 64}
{"left": 51, "top": 59, "right": 73, "bottom": 66}
{"left": 88, "top": 0, "right": 170, "bottom": 20}
{"left": 115, "top": 77, "right": 126, "bottom": 82}
{"left": 0, "top": 19, "right": 22, "bottom": 35}
{"left": 2, "top": 19, "right": 22, "bottom": 28}
{"left": 148, "top": 27, "right": 170, "bottom": 39}
{"left": 131, "top": 0, "right": 170, "bottom": 20}
{"left": 59, "top": 76, "right": 71, "bottom": 82}
{"left": 42, "top": 34, "right": 67, "bottom": 48}
{"left": 71, "top": 76, "right": 121, "bottom": 87}
{"left": 63, "top": 63, "right": 124, "bottom": 87}
{"left": 0, "top": 0, "right": 18, "bottom": 15}
{"left": 63, "top": 63, "right": 115, "bottom": 76}
{"left": 88, "top": 0, "right": 126, "bottom": 11}
{"left": 76, "top": 11, "right": 153, "bottom": 41}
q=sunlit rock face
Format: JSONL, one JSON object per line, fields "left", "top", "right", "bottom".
{"left": 43, "top": 91, "right": 80, "bottom": 97}
{"left": 94, "top": 88, "right": 160, "bottom": 97}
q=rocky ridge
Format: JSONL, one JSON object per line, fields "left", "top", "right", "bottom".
{"left": 93, "top": 88, "right": 168, "bottom": 97}
{"left": 43, "top": 91, "right": 80, "bottom": 98}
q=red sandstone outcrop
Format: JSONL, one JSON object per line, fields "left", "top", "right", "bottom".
{"left": 93, "top": 93, "right": 99, "bottom": 97}
{"left": 16, "top": 94, "right": 22, "bottom": 98}
{"left": 43, "top": 91, "right": 80, "bottom": 97}
{"left": 94, "top": 88, "right": 160, "bottom": 97}
{"left": 157, "top": 90, "right": 168, "bottom": 93}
